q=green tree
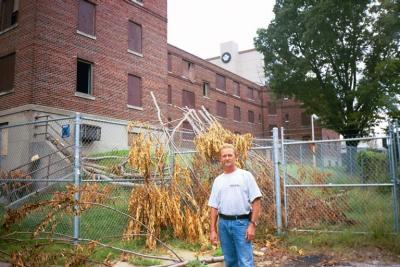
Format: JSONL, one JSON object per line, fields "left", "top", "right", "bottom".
{"left": 255, "top": 0, "right": 400, "bottom": 142}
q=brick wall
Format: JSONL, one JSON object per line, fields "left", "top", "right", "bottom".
{"left": 167, "top": 45, "right": 264, "bottom": 136}
{"left": 0, "top": 0, "right": 338, "bottom": 140}
{"left": 1, "top": 0, "right": 168, "bottom": 124}
{"left": 0, "top": 0, "right": 36, "bottom": 110}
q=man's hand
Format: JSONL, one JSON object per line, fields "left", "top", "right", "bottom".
{"left": 210, "top": 230, "right": 218, "bottom": 246}
{"left": 245, "top": 223, "right": 256, "bottom": 241}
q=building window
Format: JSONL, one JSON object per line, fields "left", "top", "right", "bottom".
{"left": 182, "top": 90, "right": 195, "bottom": 108}
{"left": 0, "top": 0, "right": 18, "bottom": 31}
{"left": 268, "top": 124, "right": 277, "bottom": 134}
{"left": 182, "top": 59, "right": 194, "bottom": 79}
{"left": 76, "top": 59, "right": 93, "bottom": 95}
{"left": 284, "top": 113, "right": 289, "bottom": 122}
{"left": 128, "top": 74, "right": 142, "bottom": 107}
{"left": 167, "top": 85, "right": 172, "bottom": 104}
{"left": 77, "top": 0, "right": 95, "bottom": 36}
{"left": 268, "top": 101, "right": 277, "bottom": 115}
{"left": 234, "top": 106, "right": 241, "bottom": 121}
{"left": 216, "top": 74, "right": 226, "bottom": 91}
{"left": 254, "top": 90, "right": 259, "bottom": 100}
{"left": 182, "top": 121, "right": 194, "bottom": 140}
{"left": 247, "top": 87, "right": 254, "bottom": 100}
{"left": 203, "top": 82, "right": 209, "bottom": 97}
{"left": 128, "top": 21, "right": 142, "bottom": 54}
{"left": 216, "top": 101, "right": 227, "bottom": 117}
{"left": 167, "top": 53, "right": 172, "bottom": 72}
{"left": 248, "top": 110, "right": 254, "bottom": 123}
{"left": 0, "top": 122, "right": 8, "bottom": 156}
{"left": 301, "top": 112, "right": 310, "bottom": 126}
{"left": 0, "top": 53, "right": 16, "bottom": 94}
{"left": 258, "top": 113, "right": 262, "bottom": 123}
{"left": 233, "top": 81, "right": 240, "bottom": 97}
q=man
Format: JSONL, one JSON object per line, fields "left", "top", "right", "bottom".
{"left": 208, "top": 143, "right": 262, "bottom": 267}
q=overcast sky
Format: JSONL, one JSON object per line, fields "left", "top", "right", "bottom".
{"left": 167, "top": 0, "right": 276, "bottom": 59}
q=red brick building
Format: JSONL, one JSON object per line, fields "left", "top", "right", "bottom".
{"left": 0, "top": 0, "right": 336, "bottom": 141}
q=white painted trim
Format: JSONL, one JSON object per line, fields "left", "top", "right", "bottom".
{"left": 0, "top": 24, "right": 18, "bottom": 35}
{"left": 130, "top": 0, "right": 144, "bottom": 6}
{"left": 0, "top": 90, "right": 14, "bottom": 96}
{"left": 76, "top": 30, "right": 96, "bottom": 40}
{"left": 127, "top": 104, "right": 143, "bottom": 111}
{"left": 127, "top": 49, "right": 143, "bottom": 57}
{"left": 75, "top": 92, "right": 95, "bottom": 100}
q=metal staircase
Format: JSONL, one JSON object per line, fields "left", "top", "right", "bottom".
{"left": 1, "top": 115, "right": 75, "bottom": 207}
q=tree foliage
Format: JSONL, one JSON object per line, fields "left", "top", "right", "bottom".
{"left": 255, "top": 0, "right": 399, "bottom": 139}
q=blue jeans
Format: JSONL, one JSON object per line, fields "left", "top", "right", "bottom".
{"left": 218, "top": 218, "right": 254, "bottom": 267}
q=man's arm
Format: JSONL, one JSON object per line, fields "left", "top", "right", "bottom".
{"left": 246, "top": 197, "right": 261, "bottom": 241}
{"left": 250, "top": 197, "right": 261, "bottom": 224}
{"left": 210, "top": 207, "right": 219, "bottom": 245}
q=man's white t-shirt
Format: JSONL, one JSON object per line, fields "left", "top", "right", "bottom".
{"left": 208, "top": 168, "right": 262, "bottom": 215}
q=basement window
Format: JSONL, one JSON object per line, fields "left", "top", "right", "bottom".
{"left": 0, "top": 53, "right": 15, "bottom": 94}
{"left": 76, "top": 59, "right": 93, "bottom": 95}
{"left": 0, "top": 0, "right": 19, "bottom": 32}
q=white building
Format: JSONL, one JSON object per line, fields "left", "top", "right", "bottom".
{"left": 207, "top": 41, "right": 266, "bottom": 86}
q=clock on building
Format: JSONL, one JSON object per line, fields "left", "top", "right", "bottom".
{"left": 221, "top": 52, "right": 231, "bottom": 63}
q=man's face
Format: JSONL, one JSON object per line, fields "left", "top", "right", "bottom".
{"left": 220, "top": 148, "right": 236, "bottom": 168}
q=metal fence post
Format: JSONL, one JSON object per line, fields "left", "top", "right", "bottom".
{"left": 388, "top": 123, "right": 399, "bottom": 233}
{"left": 272, "top": 127, "right": 282, "bottom": 234}
{"left": 394, "top": 121, "right": 400, "bottom": 233}
{"left": 74, "top": 112, "right": 81, "bottom": 243}
{"left": 281, "top": 127, "right": 289, "bottom": 227}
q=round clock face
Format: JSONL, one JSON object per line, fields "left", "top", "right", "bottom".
{"left": 221, "top": 52, "right": 231, "bottom": 63}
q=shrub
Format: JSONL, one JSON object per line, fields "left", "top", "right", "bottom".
{"left": 356, "top": 150, "right": 389, "bottom": 184}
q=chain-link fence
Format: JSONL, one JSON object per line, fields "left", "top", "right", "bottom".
{"left": 282, "top": 134, "right": 399, "bottom": 233}
{"left": 0, "top": 113, "right": 399, "bottom": 258}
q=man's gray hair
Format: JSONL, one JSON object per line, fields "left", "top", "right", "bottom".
{"left": 219, "top": 143, "right": 236, "bottom": 155}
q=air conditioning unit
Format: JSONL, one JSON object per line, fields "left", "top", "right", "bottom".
{"left": 80, "top": 124, "right": 101, "bottom": 142}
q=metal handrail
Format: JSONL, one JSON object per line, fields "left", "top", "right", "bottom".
{"left": 8, "top": 144, "right": 74, "bottom": 173}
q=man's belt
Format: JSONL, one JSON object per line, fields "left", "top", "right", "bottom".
{"left": 219, "top": 213, "right": 250, "bottom": 220}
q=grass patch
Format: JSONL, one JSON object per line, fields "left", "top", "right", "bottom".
{"left": 187, "top": 259, "right": 207, "bottom": 267}
{"left": 284, "top": 231, "right": 400, "bottom": 255}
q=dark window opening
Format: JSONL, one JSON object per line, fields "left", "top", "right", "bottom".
{"left": 248, "top": 110, "right": 254, "bottom": 123}
{"left": 284, "top": 113, "right": 289, "bottom": 122}
{"left": 234, "top": 106, "right": 241, "bottom": 121}
{"left": 203, "top": 82, "right": 209, "bottom": 97}
{"left": 0, "top": 53, "right": 16, "bottom": 93}
{"left": 78, "top": 0, "right": 95, "bottom": 36}
{"left": 0, "top": 0, "right": 18, "bottom": 31}
{"left": 76, "top": 59, "right": 92, "bottom": 94}
{"left": 182, "top": 90, "right": 195, "bottom": 108}
{"left": 167, "top": 85, "right": 172, "bottom": 104}
{"left": 167, "top": 53, "right": 172, "bottom": 72}
{"left": 183, "top": 60, "right": 194, "bottom": 79}
{"left": 182, "top": 121, "right": 194, "bottom": 140}
{"left": 233, "top": 81, "right": 240, "bottom": 96}
{"left": 216, "top": 101, "right": 227, "bottom": 117}
{"left": 216, "top": 74, "right": 226, "bottom": 91}
{"left": 247, "top": 87, "right": 254, "bottom": 99}
{"left": 128, "top": 21, "right": 142, "bottom": 54}
{"left": 301, "top": 113, "right": 311, "bottom": 126}
{"left": 128, "top": 74, "right": 142, "bottom": 107}
{"left": 268, "top": 102, "right": 277, "bottom": 115}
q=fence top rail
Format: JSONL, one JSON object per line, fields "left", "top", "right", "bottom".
{"left": 286, "top": 183, "right": 394, "bottom": 188}
{"left": 173, "top": 145, "right": 273, "bottom": 155}
{"left": 0, "top": 116, "right": 75, "bottom": 130}
{"left": 283, "top": 135, "right": 389, "bottom": 146}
